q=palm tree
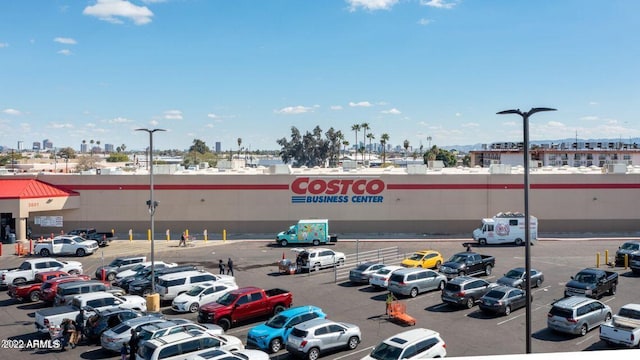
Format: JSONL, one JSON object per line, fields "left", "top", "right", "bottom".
{"left": 89, "top": 139, "right": 95, "bottom": 156}
{"left": 82, "top": 140, "right": 86, "bottom": 153}
{"left": 360, "top": 122, "right": 370, "bottom": 163}
{"left": 237, "top": 138, "right": 242, "bottom": 159}
{"left": 342, "top": 140, "right": 349, "bottom": 160}
{"left": 351, "top": 124, "right": 360, "bottom": 164}
{"left": 120, "top": 144, "right": 127, "bottom": 153}
{"left": 380, "top": 133, "right": 390, "bottom": 164}
{"left": 403, "top": 139, "right": 410, "bottom": 167}
{"left": 366, "top": 133, "right": 375, "bottom": 164}
{"left": 96, "top": 140, "right": 101, "bottom": 154}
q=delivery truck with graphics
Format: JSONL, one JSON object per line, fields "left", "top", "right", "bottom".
{"left": 473, "top": 212, "right": 538, "bottom": 246}
{"left": 276, "top": 219, "right": 337, "bottom": 247}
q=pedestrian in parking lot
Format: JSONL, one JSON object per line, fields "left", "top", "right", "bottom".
{"left": 129, "top": 329, "right": 139, "bottom": 360}
{"left": 227, "top": 257, "right": 234, "bottom": 276}
{"left": 218, "top": 259, "right": 225, "bottom": 274}
{"left": 120, "top": 342, "right": 129, "bottom": 360}
{"left": 179, "top": 232, "right": 187, "bottom": 247}
{"left": 74, "top": 309, "right": 85, "bottom": 345}
{"left": 385, "top": 291, "right": 396, "bottom": 315}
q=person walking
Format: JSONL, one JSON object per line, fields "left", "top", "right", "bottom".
{"left": 74, "top": 309, "right": 85, "bottom": 346}
{"left": 227, "top": 258, "right": 234, "bottom": 276}
{"left": 60, "top": 318, "right": 74, "bottom": 351}
{"left": 385, "top": 291, "right": 396, "bottom": 316}
{"left": 129, "top": 329, "right": 139, "bottom": 360}
{"left": 218, "top": 259, "right": 225, "bottom": 274}
{"left": 179, "top": 232, "right": 187, "bottom": 247}
{"left": 120, "top": 342, "right": 129, "bottom": 360}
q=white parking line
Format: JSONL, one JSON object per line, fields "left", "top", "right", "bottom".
{"left": 226, "top": 324, "right": 257, "bottom": 335}
{"left": 496, "top": 306, "right": 546, "bottom": 325}
{"left": 331, "top": 346, "right": 373, "bottom": 360}
{"left": 576, "top": 334, "right": 595, "bottom": 345}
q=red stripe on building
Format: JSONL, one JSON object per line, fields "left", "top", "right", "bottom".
{"left": 63, "top": 184, "right": 290, "bottom": 191}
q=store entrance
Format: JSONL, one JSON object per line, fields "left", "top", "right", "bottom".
{"left": 1, "top": 213, "right": 15, "bottom": 243}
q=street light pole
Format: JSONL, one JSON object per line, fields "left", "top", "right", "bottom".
{"left": 135, "top": 128, "right": 166, "bottom": 296}
{"left": 497, "top": 107, "right": 556, "bottom": 354}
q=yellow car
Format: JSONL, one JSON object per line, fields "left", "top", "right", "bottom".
{"left": 401, "top": 250, "right": 444, "bottom": 269}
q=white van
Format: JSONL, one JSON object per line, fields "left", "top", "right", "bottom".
{"left": 155, "top": 271, "right": 235, "bottom": 301}
{"left": 136, "top": 329, "right": 243, "bottom": 360}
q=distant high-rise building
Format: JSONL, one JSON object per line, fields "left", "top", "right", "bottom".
{"left": 32, "top": 142, "right": 41, "bottom": 151}
{"left": 17, "top": 141, "right": 24, "bottom": 151}
{"left": 80, "top": 143, "right": 87, "bottom": 153}
{"left": 42, "top": 139, "right": 53, "bottom": 149}
{"left": 104, "top": 144, "right": 114, "bottom": 153}
{"left": 215, "top": 141, "right": 221, "bottom": 153}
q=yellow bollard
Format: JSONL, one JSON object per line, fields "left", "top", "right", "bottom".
{"left": 147, "top": 229, "right": 151, "bottom": 241}
{"left": 605, "top": 250, "right": 609, "bottom": 265}
{"left": 166, "top": 229, "right": 170, "bottom": 242}
{"left": 223, "top": 229, "right": 226, "bottom": 243}
{"left": 596, "top": 253, "right": 600, "bottom": 268}
{"left": 129, "top": 229, "right": 133, "bottom": 242}
{"left": 111, "top": 228, "right": 115, "bottom": 235}
{"left": 185, "top": 229, "right": 189, "bottom": 238}
{"left": 625, "top": 254, "right": 628, "bottom": 269}
{"left": 204, "top": 229, "right": 208, "bottom": 243}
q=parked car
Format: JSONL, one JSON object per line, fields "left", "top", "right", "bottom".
{"left": 439, "top": 252, "right": 495, "bottom": 279}
{"left": 171, "top": 282, "right": 239, "bottom": 313}
{"left": 1, "top": 258, "right": 83, "bottom": 287}
{"left": 84, "top": 232, "right": 117, "bottom": 247}
{"left": 361, "top": 328, "right": 447, "bottom": 360}
{"left": 615, "top": 240, "right": 640, "bottom": 266}
{"left": 369, "top": 265, "right": 403, "bottom": 289}
{"left": 136, "top": 329, "right": 244, "bottom": 360}
{"left": 388, "top": 268, "right": 447, "bottom": 298}
{"left": 34, "top": 235, "right": 99, "bottom": 257}
{"left": 479, "top": 285, "right": 529, "bottom": 316}
{"left": 138, "top": 319, "right": 223, "bottom": 346}
{"left": 101, "top": 314, "right": 167, "bottom": 352}
{"left": 7, "top": 270, "right": 69, "bottom": 302}
{"left": 185, "top": 349, "right": 269, "bottom": 360}
{"left": 246, "top": 305, "right": 326, "bottom": 353}
{"left": 285, "top": 318, "right": 361, "bottom": 360}
{"left": 126, "top": 264, "right": 198, "bottom": 295}
{"left": 115, "top": 261, "right": 179, "bottom": 280}
{"left": 441, "top": 276, "right": 497, "bottom": 309}
{"left": 156, "top": 270, "right": 235, "bottom": 302}
{"left": 349, "top": 262, "right": 386, "bottom": 284}
{"left": 38, "top": 275, "right": 92, "bottom": 303}
{"left": 599, "top": 303, "right": 640, "bottom": 348}
{"left": 547, "top": 296, "right": 612, "bottom": 336}
{"left": 401, "top": 250, "right": 444, "bottom": 269}
{"left": 497, "top": 267, "right": 544, "bottom": 289}
{"left": 84, "top": 308, "right": 145, "bottom": 342}
{"left": 564, "top": 268, "right": 618, "bottom": 298}
{"left": 294, "top": 248, "right": 346, "bottom": 272}
{"left": 95, "top": 256, "right": 147, "bottom": 281}
{"left": 54, "top": 280, "right": 124, "bottom": 306}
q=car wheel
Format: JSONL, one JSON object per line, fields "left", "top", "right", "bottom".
{"left": 465, "top": 297, "right": 474, "bottom": 309}
{"left": 29, "top": 291, "right": 40, "bottom": 302}
{"left": 189, "top": 303, "right": 199, "bottom": 313}
{"left": 269, "top": 338, "right": 282, "bottom": 353}
{"left": 218, "top": 318, "right": 231, "bottom": 331}
{"left": 437, "top": 280, "right": 445, "bottom": 291}
{"left": 580, "top": 324, "right": 588, "bottom": 336}
{"left": 605, "top": 312, "right": 612, "bottom": 322}
{"left": 504, "top": 306, "right": 511, "bottom": 316}
{"left": 338, "top": 259, "right": 344, "bottom": 267}
{"left": 515, "top": 238, "right": 524, "bottom": 246}
{"left": 307, "top": 347, "right": 320, "bottom": 360}
{"left": 107, "top": 273, "right": 116, "bottom": 281}
{"left": 347, "top": 336, "right": 359, "bottom": 350}
{"left": 273, "top": 304, "right": 286, "bottom": 314}
{"left": 280, "top": 240, "right": 288, "bottom": 247}
{"left": 312, "top": 239, "right": 320, "bottom": 246}
{"left": 535, "top": 278, "right": 542, "bottom": 288}
{"left": 484, "top": 265, "right": 492, "bottom": 276}
{"left": 434, "top": 260, "right": 442, "bottom": 270}
{"left": 314, "top": 263, "right": 321, "bottom": 272}
{"left": 68, "top": 269, "right": 79, "bottom": 275}
{"left": 40, "top": 248, "right": 50, "bottom": 257}
{"left": 13, "top": 278, "right": 26, "bottom": 285}
{"left": 609, "top": 285, "right": 616, "bottom": 295}
{"left": 410, "top": 287, "right": 419, "bottom": 298}
{"left": 76, "top": 248, "right": 86, "bottom": 257}
{"left": 479, "top": 239, "right": 487, "bottom": 246}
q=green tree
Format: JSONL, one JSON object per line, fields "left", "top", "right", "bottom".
{"left": 277, "top": 126, "right": 334, "bottom": 167}
{"left": 366, "top": 132, "right": 375, "bottom": 164}
{"left": 57, "top": 147, "right": 76, "bottom": 159}
{"left": 361, "top": 122, "right": 370, "bottom": 163}
{"left": 76, "top": 155, "right": 99, "bottom": 171}
{"left": 106, "top": 153, "right": 129, "bottom": 162}
{"left": 189, "top": 139, "right": 210, "bottom": 154}
{"left": 351, "top": 124, "right": 361, "bottom": 164}
{"left": 380, "top": 133, "right": 390, "bottom": 164}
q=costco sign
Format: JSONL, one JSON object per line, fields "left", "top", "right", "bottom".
{"left": 291, "top": 177, "right": 385, "bottom": 204}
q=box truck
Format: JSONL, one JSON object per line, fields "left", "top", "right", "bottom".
{"left": 473, "top": 212, "right": 537, "bottom": 246}
{"left": 276, "top": 219, "right": 336, "bottom": 247}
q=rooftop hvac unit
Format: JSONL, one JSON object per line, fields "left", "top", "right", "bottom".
{"left": 407, "top": 164, "right": 427, "bottom": 174}
{"left": 489, "top": 164, "right": 512, "bottom": 174}
{"left": 605, "top": 164, "right": 627, "bottom": 174}
{"left": 342, "top": 160, "right": 357, "bottom": 170}
{"left": 268, "top": 164, "right": 292, "bottom": 174}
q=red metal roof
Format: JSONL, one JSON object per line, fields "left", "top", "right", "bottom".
{"left": 0, "top": 179, "right": 79, "bottom": 199}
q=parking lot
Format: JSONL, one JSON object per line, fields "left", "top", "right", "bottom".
{"left": 1, "top": 237, "right": 638, "bottom": 360}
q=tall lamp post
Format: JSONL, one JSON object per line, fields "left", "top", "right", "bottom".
{"left": 135, "top": 128, "right": 166, "bottom": 297}
{"left": 497, "top": 107, "right": 556, "bottom": 353}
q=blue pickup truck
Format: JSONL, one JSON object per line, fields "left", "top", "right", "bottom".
{"left": 246, "top": 305, "right": 326, "bottom": 353}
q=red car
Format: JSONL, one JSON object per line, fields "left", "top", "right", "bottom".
{"left": 7, "top": 271, "right": 69, "bottom": 302}
{"left": 38, "top": 274, "right": 91, "bottom": 304}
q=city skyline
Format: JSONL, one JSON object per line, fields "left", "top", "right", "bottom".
{"left": 1, "top": 1, "right": 639, "bottom": 152}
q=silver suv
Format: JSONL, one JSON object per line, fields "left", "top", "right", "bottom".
{"left": 547, "top": 296, "right": 612, "bottom": 336}
{"left": 285, "top": 318, "right": 361, "bottom": 359}
{"left": 441, "top": 276, "right": 497, "bottom": 309}
{"left": 388, "top": 268, "right": 447, "bottom": 298}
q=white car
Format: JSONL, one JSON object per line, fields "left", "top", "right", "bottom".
{"left": 172, "top": 282, "right": 239, "bottom": 313}
{"left": 185, "top": 349, "right": 269, "bottom": 360}
{"left": 115, "top": 261, "right": 178, "bottom": 280}
{"left": 369, "top": 265, "right": 404, "bottom": 289}
{"left": 361, "top": 328, "right": 446, "bottom": 360}
{"left": 137, "top": 330, "right": 243, "bottom": 360}
{"left": 34, "top": 235, "right": 99, "bottom": 257}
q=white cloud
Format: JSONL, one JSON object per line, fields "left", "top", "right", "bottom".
{"left": 275, "top": 105, "right": 314, "bottom": 115}
{"left": 164, "top": 110, "right": 183, "bottom": 120}
{"left": 2, "top": 108, "right": 22, "bottom": 115}
{"left": 502, "top": 121, "right": 517, "bottom": 127}
{"left": 330, "top": 105, "right": 343, "bottom": 111}
{"left": 346, "top": 0, "right": 399, "bottom": 12}
{"left": 109, "top": 116, "right": 131, "bottom": 123}
{"left": 588, "top": 101, "right": 599, "bottom": 105}
{"left": 86, "top": 123, "right": 96, "bottom": 128}
{"left": 149, "top": 119, "right": 159, "bottom": 126}
{"left": 417, "top": 18, "right": 432, "bottom": 26}
{"left": 349, "top": 101, "right": 373, "bottom": 107}
{"left": 0, "top": 42, "right": 8, "bottom": 48}
{"left": 207, "top": 113, "right": 219, "bottom": 119}
{"left": 455, "top": 112, "right": 462, "bottom": 117}
{"left": 57, "top": 49, "right": 72, "bottom": 56}
{"left": 83, "top": 0, "right": 154, "bottom": 25}
{"left": 49, "top": 122, "right": 73, "bottom": 129}
{"left": 205, "top": 124, "right": 214, "bottom": 128}
{"left": 420, "top": 0, "right": 458, "bottom": 9}
{"left": 580, "top": 115, "right": 598, "bottom": 121}
{"left": 461, "top": 122, "right": 479, "bottom": 128}
{"left": 547, "top": 121, "right": 564, "bottom": 127}
{"left": 381, "top": 108, "right": 401, "bottom": 115}
{"left": 54, "top": 37, "right": 77, "bottom": 45}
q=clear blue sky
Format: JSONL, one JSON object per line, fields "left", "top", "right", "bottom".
{"left": 1, "top": 0, "right": 638, "bottom": 152}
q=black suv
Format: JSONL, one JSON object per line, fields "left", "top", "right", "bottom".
{"left": 127, "top": 265, "right": 197, "bottom": 296}
{"left": 441, "top": 276, "right": 497, "bottom": 309}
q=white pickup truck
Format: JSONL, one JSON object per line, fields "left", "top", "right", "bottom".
{"left": 35, "top": 291, "right": 147, "bottom": 338}
{"left": 34, "top": 235, "right": 99, "bottom": 257}
{"left": 599, "top": 303, "right": 640, "bottom": 348}
{"left": 0, "top": 258, "right": 83, "bottom": 287}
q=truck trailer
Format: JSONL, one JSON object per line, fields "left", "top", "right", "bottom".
{"left": 473, "top": 212, "right": 538, "bottom": 246}
{"left": 276, "top": 219, "right": 336, "bottom": 247}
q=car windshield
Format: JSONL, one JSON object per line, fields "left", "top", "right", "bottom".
{"left": 356, "top": 263, "right": 372, "bottom": 271}
{"left": 376, "top": 268, "right": 392, "bottom": 275}
{"left": 574, "top": 272, "right": 596, "bottom": 283}
{"left": 265, "top": 314, "right": 287, "bottom": 328}
{"left": 109, "top": 259, "right": 124, "bottom": 267}
{"left": 216, "top": 292, "right": 238, "bottom": 306}
{"left": 111, "top": 323, "right": 132, "bottom": 335}
{"left": 621, "top": 242, "right": 640, "bottom": 251}
{"left": 485, "top": 290, "right": 506, "bottom": 299}
{"left": 18, "top": 262, "right": 31, "bottom": 270}
{"left": 505, "top": 269, "right": 524, "bottom": 279}
{"left": 186, "top": 286, "right": 205, "bottom": 296}
{"left": 369, "top": 342, "right": 403, "bottom": 360}
{"left": 130, "top": 264, "right": 145, "bottom": 272}
{"left": 448, "top": 254, "right": 467, "bottom": 263}
{"left": 408, "top": 253, "right": 424, "bottom": 261}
